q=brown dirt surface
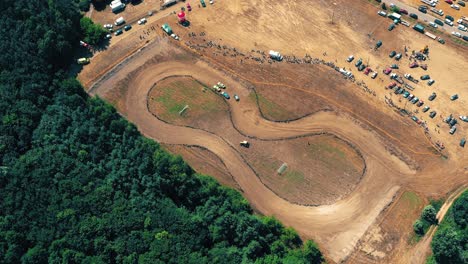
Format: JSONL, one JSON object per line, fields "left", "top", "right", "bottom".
{"left": 148, "top": 76, "right": 228, "bottom": 129}
{"left": 81, "top": 0, "right": 468, "bottom": 262}
{"left": 245, "top": 135, "right": 365, "bottom": 206}
{"left": 346, "top": 190, "right": 426, "bottom": 263}
{"left": 162, "top": 144, "right": 240, "bottom": 190}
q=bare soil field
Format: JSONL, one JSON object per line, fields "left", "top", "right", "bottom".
{"left": 162, "top": 144, "right": 240, "bottom": 190}
{"left": 81, "top": 0, "right": 468, "bottom": 262}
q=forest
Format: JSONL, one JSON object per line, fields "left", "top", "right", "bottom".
{"left": 429, "top": 191, "right": 467, "bottom": 264}
{"left": 0, "top": 0, "right": 323, "bottom": 263}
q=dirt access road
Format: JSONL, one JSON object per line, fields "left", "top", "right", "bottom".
{"left": 89, "top": 39, "right": 420, "bottom": 263}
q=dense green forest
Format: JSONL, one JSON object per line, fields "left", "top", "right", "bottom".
{"left": 0, "top": 0, "right": 323, "bottom": 263}
{"left": 428, "top": 190, "right": 467, "bottom": 264}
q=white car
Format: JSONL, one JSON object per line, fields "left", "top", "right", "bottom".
{"left": 445, "top": 19, "right": 454, "bottom": 26}
{"left": 460, "top": 115, "right": 468, "bottom": 122}
{"left": 347, "top": 55, "right": 354, "bottom": 62}
{"left": 378, "top": 11, "right": 387, "bottom": 17}
{"left": 171, "top": 33, "right": 179, "bottom": 40}
{"left": 429, "top": 22, "right": 438, "bottom": 28}
{"left": 104, "top": 24, "right": 113, "bottom": 29}
{"left": 137, "top": 18, "right": 147, "bottom": 25}
{"left": 105, "top": 34, "right": 112, "bottom": 39}
{"left": 451, "top": 4, "right": 460, "bottom": 10}
{"left": 458, "top": 25, "right": 467, "bottom": 31}
{"left": 209, "top": 0, "right": 214, "bottom": 3}
{"left": 371, "top": 72, "right": 378, "bottom": 79}
{"left": 452, "top": 31, "right": 462, "bottom": 37}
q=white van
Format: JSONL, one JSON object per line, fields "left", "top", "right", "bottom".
{"left": 114, "top": 17, "right": 125, "bottom": 26}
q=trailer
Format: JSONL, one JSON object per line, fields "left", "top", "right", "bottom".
{"left": 424, "top": 32, "right": 437, "bottom": 40}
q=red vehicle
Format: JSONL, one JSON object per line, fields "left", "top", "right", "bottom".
{"left": 400, "top": 9, "right": 408, "bottom": 15}
{"left": 409, "top": 61, "right": 419, "bottom": 68}
{"left": 364, "top": 67, "right": 372, "bottom": 75}
{"left": 79, "top": 40, "right": 90, "bottom": 48}
{"left": 186, "top": 3, "right": 192, "bottom": 11}
{"left": 445, "top": 0, "right": 453, "bottom": 4}
{"left": 383, "top": 67, "right": 392, "bottom": 75}
{"left": 420, "top": 64, "right": 428, "bottom": 70}
{"left": 417, "top": 100, "right": 424, "bottom": 107}
{"left": 386, "top": 82, "right": 397, "bottom": 89}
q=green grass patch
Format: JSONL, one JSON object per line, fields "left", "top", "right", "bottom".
{"left": 249, "top": 92, "right": 293, "bottom": 121}
{"left": 401, "top": 191, "right": 422, "bottom": 210}
{"left": 283, "top": 170, "right": 305, "bottom": 184}
{"left": 152, "top": 78, "right": 226, "bottom": 123}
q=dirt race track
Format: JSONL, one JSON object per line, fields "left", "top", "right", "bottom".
{"left": 86, "top": 38, "right": 464, "bottom": 263}
{"left": 82, "top": 0, "right": 468, "bottom": 262}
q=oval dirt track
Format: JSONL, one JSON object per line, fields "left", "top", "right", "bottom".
{"left": 89, "top": 40, "right": 418, "bottom": 263}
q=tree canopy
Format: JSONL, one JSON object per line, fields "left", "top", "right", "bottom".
{"left": 0, "top": 0, "right": 323, "bottom": 263}
{"left": 430, "top": 191, "right": 467, "bottom": 264}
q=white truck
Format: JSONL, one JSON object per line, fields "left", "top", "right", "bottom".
{"left": 269, "top": 50, "right": 283, "bottom": 61}
{"left": 114, "top": 17, "right": 125, "bottom": 26}
{"left": 110, "top": 0, "right": 125, "bottom": 13}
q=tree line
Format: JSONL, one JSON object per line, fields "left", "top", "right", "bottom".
{"left": 0, "top": 0, "right": 323, "bottom": 263}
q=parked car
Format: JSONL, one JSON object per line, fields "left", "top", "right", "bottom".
{"left": 429, "top": 111, "right": 437, "bottom": 118}
{"left": 417, "top": 100, "right": 424, "bottom": 107}
{"left": 458, "top": 25, "right": 467, "bottom": 31}
{"left": 451, "top": 94, "right": 459, "bottom": 100}
{"left": 411, "top": 97, "right": 419, "bottom": 104}
{"left": 384, "top": 68, "right": 392, "bottom": 75}
{"left": 428, "top": 79, "right": 435, "bottom": 85}
{"left": 438, "top": 38, "right": 446, "bottom": 44}
{"left": 388, "top": 23, "right": 396, "bottom": 31}
{"left": 452, "top": 31, "right": 462, "bottom": 37}
{"left": 449, "top": 119, "right": 458, "bottom": 127}
{"left": 410, "top": 13, "right": 419, "bottom": 19}
{"left": 460, "top": 115, "right": 468, "bottom": 122}
{"left": 105, "top": 34, "right": 112, "bottom": 39}
{"left": 364, "top": 67, "right": 372, "bottom": 75}
{"left": 445, "top": 0, "right": 453, "bottom": 4}
{"left": 221, "top": 92, "right": 230, "bottom": 99}
{"left": 460, "top": 138, "right": 466, "bottom": 147}
{"left": 187, "top": 2, "right": 192, "bottom": 11}
{"left": 389, "top": 51, "right": 397, "bottom": 58}
{"left": 435, "top": 19, "right": 444, "bottom": 26}
{"left": 104, "top": 24, "right": 113, "bottom": 29}
{"left": 355, "top": 58, "right": 362, "bottom": 67}
{"left": 403, "top": 91, "right": 410, "bottom": 98}
{"left": 391, "top": 64, "right": 399, "bottom": 69}
{"left": 114, "top": 29, "right": 123, "bottom": 36}
{"left": 451, "top": 4, "right": 460, "bottom": 9}
{"left": 429, "top": 92, "right": 437, "bottom": 101}
{"left": 423, "top": 106, "right": 430, "bottom": 112}
{"left": 371, "top": 72, "right": 378, "bottom": 79}
{"left": 459, "top": 1, "right": 466, "bottom": 7}
{"left": 429, "top": 22, "right": 438, "bottom": 28}
{"left": 408, "top": 94, "right": 415, "bottom": 100}
{"left": 124, "top": 25, "right": 132, "bottom": 31}
{"left": 378, "top": 10, "right": 387, "bottom": 17}
{"left": 358, "top": 64, "right": 366, "bottom": 71}
{"left": 421, "top": 75, "right": 430, "bottom": 80}
{"left": 395, "top": 53, "right": 402, "bottom": 60}
{"left": 445, "top": 115, "right": 453, "bottom": 123}
{"left": 463, "top": 36, "right": 468, "bottom": 41}
{"left": 347, "top": 55, "right": 354, "bottom": 62}
{"left": 446, "top": 15, "right": 455, "bottom": 22}
{"left": 412, "top": 116, "right": 419, "bottom": 122}
{"left": 234, "top": 94, "right": 240, "bottom": 101}
{"left": 445, "top": 19, "right": 454, "bottom": 26}
{"left": 450, "top": 126, "right": 457, "bottom": 135}
{"left": 419, "top": 6, "right": 428, "bottom": 13}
